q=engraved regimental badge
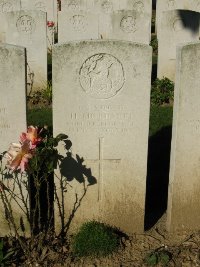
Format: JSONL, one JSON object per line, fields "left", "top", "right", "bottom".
{"left": 79, "top": 53, "right": 125, "bottom": 99}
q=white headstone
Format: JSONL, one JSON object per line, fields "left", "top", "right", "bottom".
{"left": 0, "top": 44, "right": 27, "bottom": 152}
{"left": 58, "top": 11, "right": 99, "bottom": 42}
{"left": 167, "top": 42, "right": 200, "bottom": 232}
{"left": 20, "top": 0, "right": 57, "bottom": 49}
{"left": 157, "top": 10, "right": 200, "bottom": 81}
{"left": 94, "top": 0, "right": 120, "bottom": 13}
{"left": 61, "top": 0, "right": 92, "bottom": 11}
{"left": 120, "top": 0, "right": 152, "bottom": 14}
{"left": 53, "top": 40, "right": 152, "bottom": 233}
{"left": 110, "top": 10, "right": 151, "bottom": 44}
{"left": 91, "top": 1, "right": 120, "bottom": 40}
{"left": 0, "top": 0, "right": 21, "bottom": 42}
{"left": 0, "top": 43, "right": 27, "bottom": 235}
{"left": 156, "top": 0, "right": 200, "bottom": 38}
{"left": 4, "top": 10, "right": 47, "bottom": 93}
{"left": 20, "top": 0, "right": 56, "bottom": 22}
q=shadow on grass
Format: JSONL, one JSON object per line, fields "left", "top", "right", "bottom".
{"left": 145, "top": 126, "right": 172, "bottom": 230}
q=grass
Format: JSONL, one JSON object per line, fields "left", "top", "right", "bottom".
{"left": 149, "top": 106, "right": 173, "bottom": 137}
{"left": 72, "top": 221, "right": 120, "bottom": 257}
{"left": 27, "top": 106, "right": 173, "bottom": 138}
{"left": 27, "top": 107, "right": 52, "bottom": 127}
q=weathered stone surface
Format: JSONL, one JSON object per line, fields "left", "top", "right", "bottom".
{"left": 110, "top": 10, "right": 151, "bottom": 44}
{"left": 4, "top": 10, "right": 47, "bottom": 93}
{"left": 167, "top": 42, "right": 200, "bottom": 232}
{"left": 53, "top": 40, "right": 152, "bottom": 234}
{"left": 20, "top": 0, "right": 57, "bottom": 49}
{"left": 58, "top": 11, "right": 98, "bottom": 42}
{"left": 61, "top": 0, "right": 95, "bottom": 12}
{"left": 0, "top": 0, "right": 21, "bottom": 42}
{"left": 119, "top": 0, "right": 152, "bottom": 15}
{"left": 156, "top": 0, "right": 200, "bottom": 38}
{"left": 157, "top": 10, "right": 200, "bottom": 81}
{"left": 20, "top": 0, "right": 56, "bottom": 22}
{"left": 0, "top": 43, "right": 27, "bottom": 235}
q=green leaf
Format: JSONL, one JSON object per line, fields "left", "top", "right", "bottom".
{"left": 146, "top": 253, "right": 158, "bottom": 266}
{"left": 0, "top": 240, "right": 3, "bottom": 250}
{"left": 3, "top": 250, "right": 14, "bottom": 260}
{"left": 0, "top": 250, "right": 3, "bottom": 262}
{"left": 160, "top": 252, "right": 170, "bottom": 265}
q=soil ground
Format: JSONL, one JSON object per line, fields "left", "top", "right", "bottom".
{"left": 53, "top": 214, "right": 200, "bottom": 267}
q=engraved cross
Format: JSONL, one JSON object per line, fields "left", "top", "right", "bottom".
{"left": 86, "top": 137, "right": 121, "bottom": 201}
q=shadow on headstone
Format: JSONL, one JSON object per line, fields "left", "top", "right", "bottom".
{"left": 145, "top": 126, "right": 172, "bottom": 230}
{"left": 30, "top": 138, "right": 97, "bottom": 236}
{"left": 60, "top": 152, "right": 97, "bottom": 186}
{"left": 178, "top": 10, "right": 200, "bottom": 34}
{"left": 57, "top": 151, "right": 97, "bottom": 236}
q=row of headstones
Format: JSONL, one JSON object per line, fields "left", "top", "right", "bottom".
{"left": 57, "top": 0, "right": 152, "bottom": 43}
{"left": 0, "top": 0, "right": 152, "bottom": 44}
{"left": 0, "top": 0, "right": 57, "bottom": 45}
{"left": 0, "top": 0, "right": 56, "bottom": 93}
{"left": 58, "top": 10, "right": 151, "bottom": 43}
{"left": 1, "top": 1, "right": 200, "bottom": 96}
{"left": 0, "top": 10, "right": 47, "bottom": 94}
{"left": 0, "top": 0, "right": 152, "bottom": 93}
{"left": 1, "top": 39, "right": 200, "bottom": 234}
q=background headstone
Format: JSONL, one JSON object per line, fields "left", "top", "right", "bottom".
{"left": 110, "top": 10, "right": 151, "bottom": 44}
{"left": 58, "top": 11, "right": 98, "bottom": 42}
{"left": 157, "top": 10, "right": 200, "bottom": 81}
{"left": 119, "top": 0, "right": 152, "bottom": 15}
{"left": 61, "top": 0, "right": 95, "bottom": 12}
{"left": 0, "top": 43, "right": 27, "bottom": 235}
{"left": 20, "top": 0, "right": 57, "bottom": 49}
{"left": 4, "top": 10, "right": 47, "bottom": 93}
{"left": 167, "top": 42, "right": 200, "bottom": 231}
{"left": 156, "top": 0, "right": 200, "bottom": 38}
{"left": 0, "top": 0, "right": 21, "bottom": 42}
{"left": 53, "top": 40, "right": 152, "bottom": 233}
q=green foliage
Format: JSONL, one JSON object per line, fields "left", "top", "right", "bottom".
{"left": 27, "top": 81, "right": 52, "bottom": 106}
{"left": 151, "top": 78, "right": 174, "bottom": 106}
{"left": 72, "top": 221, "right": 120, "bottom": 258}
{"left": 150, "top": 35, "right": 158, "bottom": 55}
{"left": 145, "top": 248, "right": 172, "bottom": 266}
{"left": 41, "top": 81, "right": 52, "bottom": 105}
{"left": 28, "top": 128, "right": 70, "bottom": 175}
{"left": 27, "top": 108, "right": 52, "bottom": 127}
{"left": 27, "top": 91, "right": 44, "bottom": 106}
{"left": 0, "top": 239, "right": 15, "bottom": 266}
{"left": 149, "top": 106, "right": 173, "bottom": 136}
